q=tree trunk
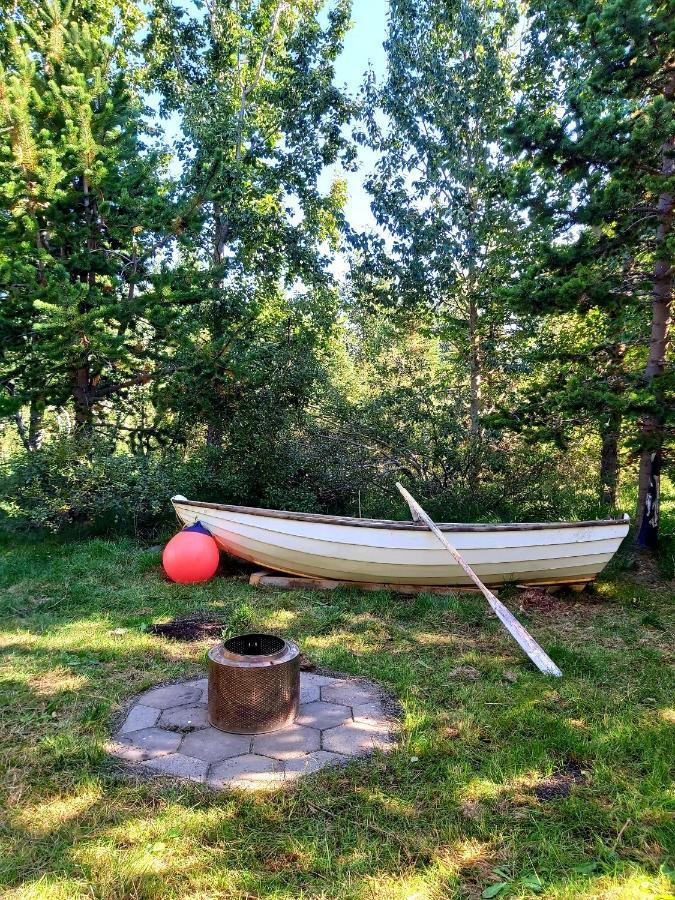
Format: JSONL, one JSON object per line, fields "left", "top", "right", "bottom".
{"left": 599, "top": 325, "right": 625, "bottom": 508}
{"left": 468, "top": 294, "right": 481, "bottom": 434}
{"left": 206, "top": 201, "right": 226, "bottom": 448}
{"left": 635, "top": 74, "right": 674, "bottom": 547}
{"left": 72, "top": 174, "right": 95, "bottom": 434}
{"left": 599, "top": 411, "right": 620, "bottom": 507}
{"left": 637, "top": 450, "right": 661, "bottom": 550}
{"left": 28, "top": 399, "right": 44, "bottom": 451}
{"left": 73, "top": 367, "right": 93, "bottom": 431}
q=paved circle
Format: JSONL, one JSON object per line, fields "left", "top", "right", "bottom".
{"left": 108, "top": 672, "right": 397, "bottom": 790}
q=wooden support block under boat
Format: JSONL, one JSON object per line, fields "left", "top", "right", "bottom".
{"left": 515, "top": 580, "right": 592, "bottom": 593}
{"left": 249, "top": 570, "right": 491, "bottom": 596}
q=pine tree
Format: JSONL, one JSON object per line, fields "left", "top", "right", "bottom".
{"left": 508, "top": 0, "right": 674, "bottom": 545}
{"left": 0, "top": 0, "right": 174, "bottom": 439}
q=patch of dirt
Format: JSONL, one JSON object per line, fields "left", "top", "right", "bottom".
{"left": 534, "top": 760, "right": 586, "bottom": 801}
{"left": 299, "top": 653, "right": 316, "bottom": 671}
{"left": 625, "top": 550, "right": 666, "bottom": 587}
{"left": 516, "top": 589, "right": 564, "bottom": 614}
{"left": 461, "top": 800, "right": 485, "bottom": 820}
{"left": 514, "top": 588, "right": 614, "bottom": 626}
{"left": 147, "top": 614, "right": 226, "bottom": 641}
{"left": 265, "top": 850, "right": 307, "bottom": 873}
{"left": 448, "top": 665, "right": 481, "bottom": 680}
{"left": 442, "top": 724, "right": 461, "bottom": 740}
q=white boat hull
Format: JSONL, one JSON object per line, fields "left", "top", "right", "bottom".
{"left": 171, "top": 498, "right": 629, "bottom": 587}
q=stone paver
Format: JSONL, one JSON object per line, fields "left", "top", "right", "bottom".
{"left": 299, "top": 684, "right": 321, "bottom": 704}
{"left": 208, "top": 754, "right": 284, "bottom": 790}
{"left": 139, "top": 684, "right": 202, "bottom": 709}
{"left": 112, "top": 727, "right": 181, "bottom": 761}
{"left": 321, "top": 682, "right": 380, "bottom": 707}
{"left": 301, "top": 672, "right": 340, "bottom": 688}
{"left": 352, "top": 701, "right": 386, "bottom": 724}
{"left": 143, "top": 753, "right": 209, "bottom": 781}
{"left": 253, "top": 725, "right": 320, "bottom": 760}
{"left": 296, "top": 701, "right": 352, "bottom": 730}
{"left": 181, "top": 727, "right": 251, "bottom": 762}
{"left": 111, "top": 671, "right": 397, "bottom": 789}
{"left": 284, "top": 751, "right": 348, "bottom": 779}
{"left": 322, "top": 719, "right": 394, "bottom": 757}
{"left": 120, "top": 704, "right": 160, "bottom": 733}
{"left": 158, "top": 704, "right": 209, "bottom": 731}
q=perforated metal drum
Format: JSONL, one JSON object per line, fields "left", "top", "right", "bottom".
{"left": 207, "top": 633, "right": 300, "bottom": 734}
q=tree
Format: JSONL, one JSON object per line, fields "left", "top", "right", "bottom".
{"left": 360, "top": 0, "right": 519, "bottom": 447}
{"left": 489, "top": 304, "right": 634, "bottom": 508}
{"left": 0, "top": 0, "right": 176, "bottom": 440}
{"left": 144, "top": 0, "right": 355, "bottom": 445}
{"left": 508, "top": 0, "right": 674, "bottom": 545}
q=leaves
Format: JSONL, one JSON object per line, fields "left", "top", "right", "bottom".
{"left": 481, "top": 884, "right": 509, "bottom": 898}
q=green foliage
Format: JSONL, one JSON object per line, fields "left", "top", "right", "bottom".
{"left": 504, "top": 0, "right": 674, "bottom": 515}
{"left": 2, "top": 435, "right": 186, "bottom": 531}
{"left": 142, "top": 0, "right": 355, "bottom": 439}
{"left": 357, "top": 0, "right": 520, "bottom": 441}
{"left": 0, "top": 0, "right": 672, "bottom": 544}
{"left": 0, "top": 0, "right": 177, "bottom": 436}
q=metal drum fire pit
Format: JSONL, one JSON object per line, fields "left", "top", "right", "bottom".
{"left": 207, "top": 633, "right": 300, "bottom": 734}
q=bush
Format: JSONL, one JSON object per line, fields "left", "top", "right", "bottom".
{"left": 1, "top": 436, "right": 193, "bottom": 533}
{"left": 0, "top": 425, "right": 619, "bottom": 536}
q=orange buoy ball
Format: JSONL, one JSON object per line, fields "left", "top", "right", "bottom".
{"left": 163, "top": 523, "right": 220, "bottom": 584}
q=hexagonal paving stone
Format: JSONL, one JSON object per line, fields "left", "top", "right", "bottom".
{"left": 322, "top": 719, "right": 394, "bottom": 757}
{"left": 112, "top": 727, "right": 181, "bottom": 761}
{"left": 120, "top": 704, "right": 160, "bottom": 734}
{"left": 299, "top": 684, "right": 320, "bottom": 704}
{"left": 138, "top": 684, "right": 202, "bottom": 710}
{"left": 284, "top": 751, "right": 348, "bottom": 779}
{"left": 352, "top": 701, "right": 386, "bottom": 724}
{"left": 181, "top": 727, "right": 251, "bottom": 762}
{"left": 143, "top": 753, "right": 209, "bottom": 781}
{"left": 208, "top": 754, "right": 284, "bottom": 790}
{"left": 321, "top": 681, "right": 380, "bottom": 707}
{"left": 252, "top": 725, "right": 320, "bottom": 760}
{"left": 183, "top": 677, "right": 209, "bottom": 703}
{"left": 158, "top": 704, "right": 209, "bottom": 731}
{"left": 301, "top": 672, "right": 340, "bottom": 688}
{"left": 110, "top": 673, "right": 397, "bottom": 789}
{"left": 296, "top": 701, "right": 352, "bottom": 730}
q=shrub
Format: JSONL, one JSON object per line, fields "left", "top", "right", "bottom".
{"left": 1, "top": 436, "right": 193, "bottom": 533}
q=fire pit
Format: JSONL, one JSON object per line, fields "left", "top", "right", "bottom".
{"left": 207, "top": 633, "right": 300, "bottom": 734}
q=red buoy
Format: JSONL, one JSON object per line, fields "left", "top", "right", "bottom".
{"left": 163, "top": 523, "right": 220, "bottom": 584}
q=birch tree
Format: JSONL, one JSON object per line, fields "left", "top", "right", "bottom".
{"left": 362, "top": 0, "right": 519, "bottom": 443}
{"left": 145, "top": 0, "right": 355, "bottom": 444}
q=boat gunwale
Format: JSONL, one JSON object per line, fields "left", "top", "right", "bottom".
{"left": 172, "top": 498, "right": 629, "bottom": 533}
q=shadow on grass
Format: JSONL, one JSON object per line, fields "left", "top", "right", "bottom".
{"left": 1, "top": 535, "right": 673, "bottom": 898}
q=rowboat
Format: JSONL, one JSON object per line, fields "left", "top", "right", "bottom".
{"left": 171, "top": 496, "right": 630, "bottom": 588}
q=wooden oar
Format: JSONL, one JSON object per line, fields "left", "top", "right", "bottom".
{"left": 396, "top": 482, "right": 563, "bottom": 677}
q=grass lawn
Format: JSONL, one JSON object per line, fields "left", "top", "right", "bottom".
{"left": 0, "top": 534, "right": 673, "bottom": 899}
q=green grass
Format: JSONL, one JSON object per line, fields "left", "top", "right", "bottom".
{"left": 0, "top": 535, "right": 673, "bottom": 899}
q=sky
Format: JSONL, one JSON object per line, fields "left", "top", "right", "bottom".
{"left": 320, "top": 0, "right": 389, "bottom": 233}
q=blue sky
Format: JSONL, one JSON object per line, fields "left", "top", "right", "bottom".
{"left": 322, "top": 0, "right": 388, "bottom": 232}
